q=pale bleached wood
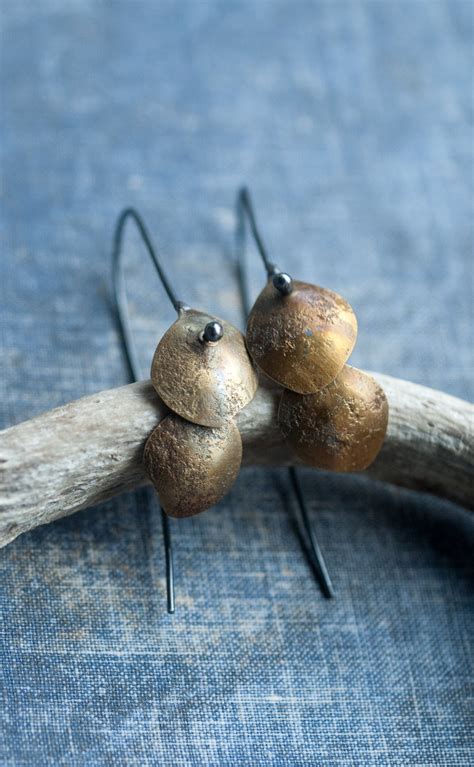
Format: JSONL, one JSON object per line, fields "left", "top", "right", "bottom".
{"left": 0, "top": 374, "right": 472, "bottom": 547}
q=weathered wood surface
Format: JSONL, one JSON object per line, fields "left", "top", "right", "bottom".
{"left": 0, "top": 373, "right": 472, "bottom": 547}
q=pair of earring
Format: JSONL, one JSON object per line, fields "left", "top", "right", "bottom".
{"left": 112, "top": 195, "right": 388, "bottom": 613}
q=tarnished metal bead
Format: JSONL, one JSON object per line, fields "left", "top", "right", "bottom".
{"left": 278, "top": 366, "right": 388, "bottom": 472}
{"left": 246, "top": 280, "right": 358, "bottom": 394}
{"left": 143, "top": 414, "right": 242, "bottom": 518}
{"left": 272, "top": 272, "right": 293, "bottom": 295}
{"left": 151, "top": 309, "right": 258, "bottom": 428}
{"left": 202, "top": 320, "right": 224, "bottom": 344}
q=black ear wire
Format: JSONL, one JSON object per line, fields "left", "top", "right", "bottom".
{"left": 237, "top": 187, "right": 294, "bottom": 294}
{"left": 111, "top": 208, "right": 176, "bottom": 614}
{"left": 235, "top": 187, "right": 335, "bottom": 600}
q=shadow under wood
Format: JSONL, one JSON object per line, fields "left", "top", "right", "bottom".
{"left": 271, "top": 468, "right": 474, "bottom": 583}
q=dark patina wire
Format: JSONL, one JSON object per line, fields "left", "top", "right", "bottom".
{"left": 111, "top": 207, "right": 176, "bottom": 614}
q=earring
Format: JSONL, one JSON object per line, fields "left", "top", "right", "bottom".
{"left": 237, "top": 187, "right": 388, "bottom": 474}
{"left": 236, "top": 190, "right": 335, "bottom": 598}
{"left": 112, "top": 208, "right": 257, "bottom": 612}
{"left": 236, "top": 188, "right": 389, "bottom": 598}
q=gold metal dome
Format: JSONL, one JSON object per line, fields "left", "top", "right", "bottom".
{"left": 151, "top": 309, "right": 258, "bottom": 428}
{"left": 278, "top": 366, "right": 388, "bottom": 471}
{"left": 246, "top": 280, "right": 358, "bottom": 394}
{"left": 144, "top": 414, "right": 242, "bottom": 518}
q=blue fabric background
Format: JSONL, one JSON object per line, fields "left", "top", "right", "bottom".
{"left": 1, "top": 1, "right": 473, "bottom": 765}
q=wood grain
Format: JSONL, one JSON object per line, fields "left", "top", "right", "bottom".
{"left": 0, "top": 374, "right": 472, "bottom": 547}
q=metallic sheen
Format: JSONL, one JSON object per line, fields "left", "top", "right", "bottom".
{"left": 246, "top": 280, "right": 358, "bottom": 394}
{"left": 143, "top": 414, "right": 243, "bottom": 518}
{"left": 272, "top": 272, "right": 293, "bottom": 295}
{"left": 202, "top": 320, "right": 224, "bottom": 343}
{"left": 278, "top": 366, "right": 389, "bottom": 471}
{"left": 151, "top": 309, "right": 258, "bottom": 428}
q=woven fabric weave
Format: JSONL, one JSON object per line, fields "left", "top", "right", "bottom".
{"left": 1, "top": 1, "right": 472, "bottom": 765}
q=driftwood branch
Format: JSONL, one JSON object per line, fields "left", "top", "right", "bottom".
{"left": 0, "top": 373, "right": 472, "bottom": 547}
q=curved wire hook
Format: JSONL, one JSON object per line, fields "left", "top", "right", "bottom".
{"left": 111, "top": 207, "right": 176, "bottom": 614}
{"left": 235, "top": 187, "right": 335, "bottom": 599}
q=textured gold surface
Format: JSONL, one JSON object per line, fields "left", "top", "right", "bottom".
{"left": 151, "top": 309, "right": 258, "bottom": 427}
{"left": 278, "top": 366, "right": 388, "bottom": 471}
{"left": 143, "top": 414, "right": 242, "bottom": 518}
{"left": 246, "top": 280, "right": 357, "bottom": 394}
